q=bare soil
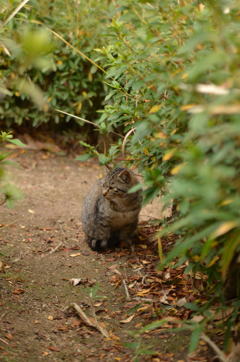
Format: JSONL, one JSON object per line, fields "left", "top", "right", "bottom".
{"left": 0, "top": 150, "right": 211, "bottom": 361}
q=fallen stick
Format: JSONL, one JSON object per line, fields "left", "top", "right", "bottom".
{"left": 0, "top": 337, "right": 9, "bottom": 345}
{"left": 201, "top": 333, "right": 227, "bottom": 362}
{"left": 122, "top": 279, "right": 131, "bottom": 301}
{"left": 48, "top": 242, "right": 63, "bottom": 254}
{"left": 68, "top": 303, "right": 109, "bottom": 338}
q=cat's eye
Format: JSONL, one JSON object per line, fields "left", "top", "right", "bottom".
{"left": 117, "top": 188, "right": 125, "bottom": 193}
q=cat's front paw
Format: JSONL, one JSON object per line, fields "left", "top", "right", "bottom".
{"left": 89, "top": 239, "right": 108, "bottom": 251}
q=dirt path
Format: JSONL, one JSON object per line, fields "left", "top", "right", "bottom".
{"left": 0, "top": 150, "right": 210, "bottom": 361}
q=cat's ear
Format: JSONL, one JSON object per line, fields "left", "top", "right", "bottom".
{"left": 104, "top": 164, "right": 113, "bottom": 172}
{"left": 118, "top": 169, "right": 131, "bottom": 183}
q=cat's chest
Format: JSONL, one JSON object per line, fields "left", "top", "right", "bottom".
{"left": 109, "top": 208, "right": 137, "bottom": 229}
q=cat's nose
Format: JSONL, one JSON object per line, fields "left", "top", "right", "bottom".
{"left": 103, "top": 188, "right": 108, "bottom": 196}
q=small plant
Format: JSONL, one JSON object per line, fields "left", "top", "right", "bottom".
{"left": 124, "top": 339, "right": 154, "bottom": 362}
{"left": 0, "top": 131, "right": 23, "bottom": 207}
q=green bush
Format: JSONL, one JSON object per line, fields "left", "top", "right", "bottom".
{"left": 0, "top": 1, "right": 53, "bottom": 204}
{"left": 0, "top": 131, "right": 23, "bottom": 207}
{"left": 0, "top": 0, "right": 108, "bottom": 128}
{"left": 92, "top": 0, "right": 240, "bottom": 346}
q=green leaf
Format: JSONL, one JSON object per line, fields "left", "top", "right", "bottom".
{"left": 221, "top": 230, "right": 240, "bottom": 280}
{"left": 189, "top": 325, "right": 203, "bottom": 353}
{"left": 0, "top": 152, "right": 10, "bottom": 161}
{"left": 200, "top": 238, "right": 216, "bottom": 260}
{"left": 75, "top": 154, "right": 92, "bottom": 162}
{"left": 8, "top": 139, "right": 26, "bottom": 148}
{"left": 139, "top": 319, "right": 169, "bottom": 334}
{"left": 184, "top": 303, "right": 201, "bottom": 312}
{"left": 98, "top": 154, "right": 110, "bottom": 165}
{"left": 128, "top": 183, "right": 142, "bottom": 193}
{"left": 161, "top": 223, "right": 218, "bottom": 266}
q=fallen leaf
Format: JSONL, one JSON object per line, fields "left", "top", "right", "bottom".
{"left": 129, "top": 282, "right": 137, "bottom": 288}
{"left": 12, "top": 288, "right": 25, "bottom": 295}
{"left": 71, "top": 319, "right": 81, "bottom": 328}
{"left": 159, "top": 289, "right": 171, "bottom": 304}
{"left": 57, "top": 325, "right": 69, "bottom": 332}
{"left": 137, "top": 305, "right": 150, "bottom": 313}
{"left": 69, "top": 252, "right": 81, "bottom": 257}
{"left": 191, "top": 315, "right": 204, "bottom": 323}
{"left": 164, "top": 271, "right": 171, "bottom": 280}
{"left": 5, "top": 333, "right": 13, "bottom": 340}
{"left": 69, "top": 278, "right": 82, "bottom": 286}
{"left": 109, "top": 266, "right": 122, "bottom": 276}
{"left": 48, "top": 346, "right": 60, "bottom": 352}
{"left": 120, "top": 314, "right": 135, "bottom": 324}
{"left": 108, "top": 264, "right": 119, "bottom": 270}
{"left": 137, "top": 288, "right": 152, "bottom": 296}
{"left": 42, "top": 352, "right": 50, "bottom": 356}
{"left": 0, "top": 261, "right": 4, "bottom": 272}
{"left": 109, "top": 333, "right": 121, "bottom": 341}
{"left": 176, "top": 297, "right": 187, "bottom": 307}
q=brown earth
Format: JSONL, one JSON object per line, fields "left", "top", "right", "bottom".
{"left": 0, "top": 149, "right": 212, "bottom": 361}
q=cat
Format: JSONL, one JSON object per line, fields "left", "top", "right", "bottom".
{"left": 81, "top": 167, "right": 142, "bottom": 251}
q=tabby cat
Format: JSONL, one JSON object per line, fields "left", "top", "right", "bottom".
{"left": 81, "top": 167, "right": 142, "bottom": 251}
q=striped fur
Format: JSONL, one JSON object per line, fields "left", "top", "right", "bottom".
{"left": 81, "top": 168, "right": 142, "bottom": 251}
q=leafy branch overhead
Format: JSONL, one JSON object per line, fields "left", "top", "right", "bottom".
{"left": 90, "top": 0, "right": 240, "bottom": 352}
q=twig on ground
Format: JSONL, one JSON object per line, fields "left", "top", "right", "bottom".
{"left": 201, "top": 333, "right": 227, "bottom": 362}
{"left": 0, "top": 337, "right": 9, "bottom": 345}
{"left": 48, "top": 242, "right": 63, "bottom": 254}
{"left": 122, "top": 279, "right": 131, "bottom": 301}
{"left": 68, "top": 303, "right": 109, "bottom": 338}
{"left": 0, "top": 312, "right": 7, "bottom": 321}
{"left": 134, "top": 297, "right": 154, "bottom": 303}
{"left": 111, "top": 267, "right": 131, "bottom": 301}
{"left": 0, "top": 196, "right": 6, "bottom": 206}
{"left": 0, "top": 221, "right": 17, "bottom": 229}
{"left": 227, "top": 344, "right": 240, "bottom": 362}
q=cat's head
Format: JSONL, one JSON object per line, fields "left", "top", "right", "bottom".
{"left": 102, "top": 167, "right": 138, "bottom": 200}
